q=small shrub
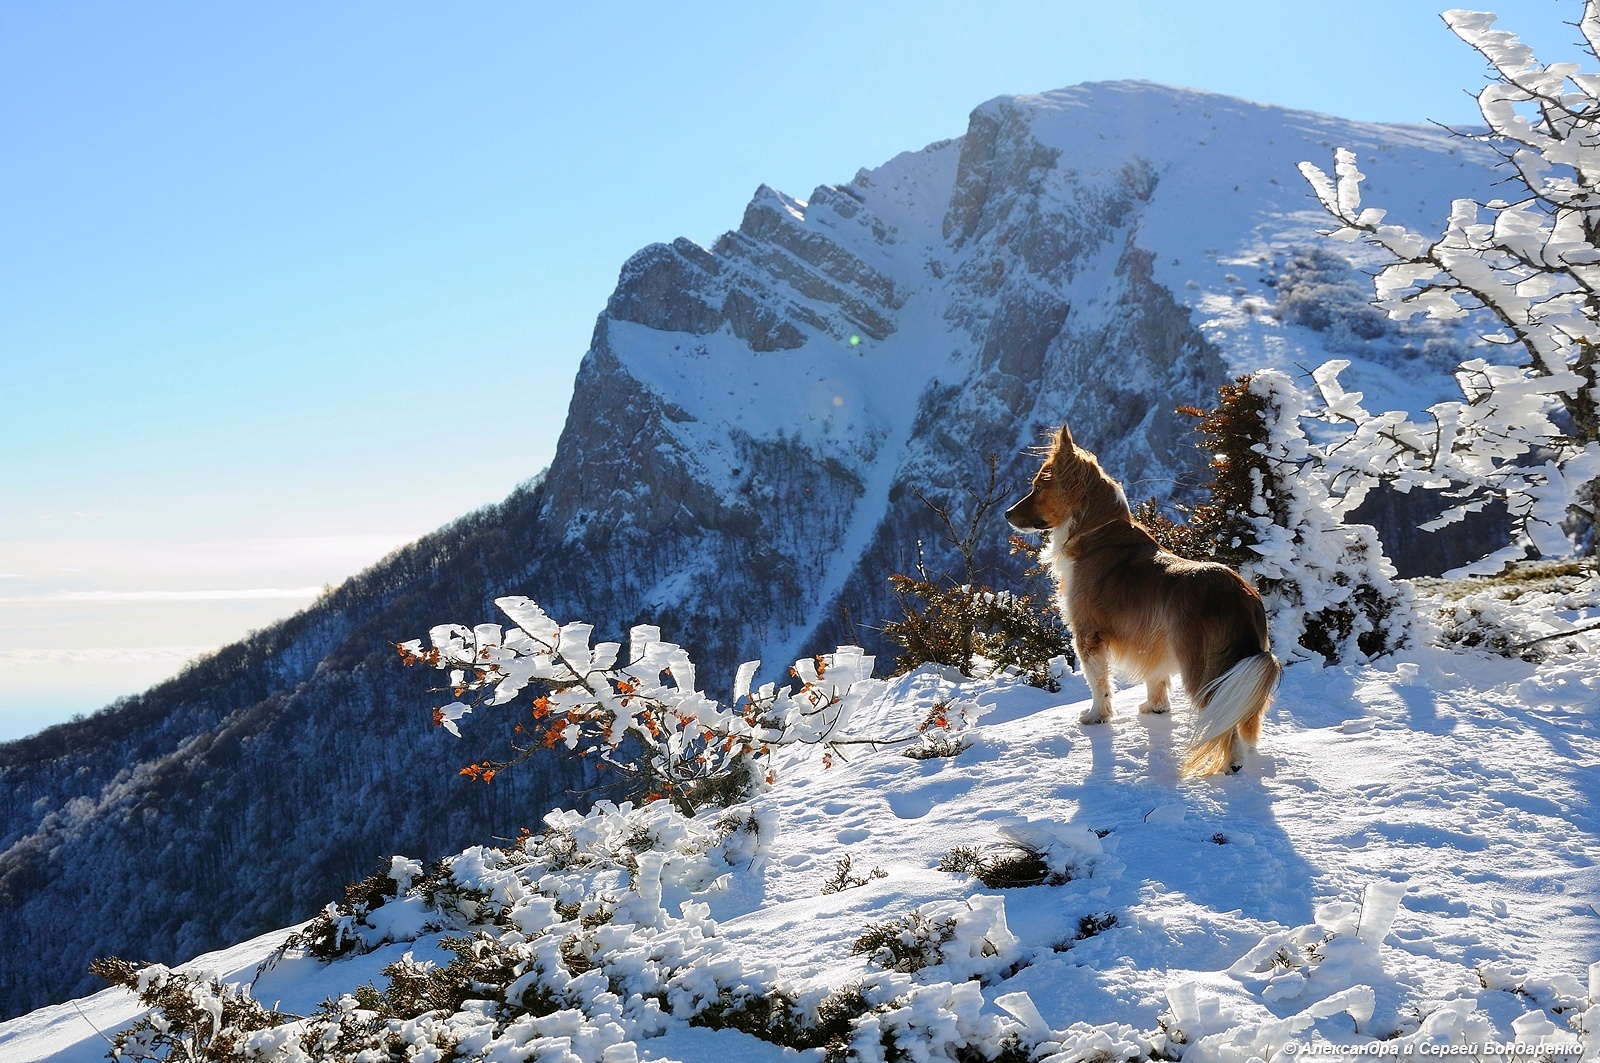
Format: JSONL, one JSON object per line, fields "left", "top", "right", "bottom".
{"left": 903, "top": 704, "right": 974, "bottom": 759}
{"left": 885, "top": 455, "right": 1071, "bottom": 689}
{"left": 884, "top": 576, "right": 1068, "bottom": 689}
{"left": 814, "top": 983, "right": 870, "bottom": 1063}
{"left": 821, "top": 854, "right": 888, "bottom": 895}
{"left": 1427, "top": 560, "right": 1600, "bottom": 662}
{"left": 851, "top": 910, "right": 959, "bottom": 974}
{"left": 1434, "top": 598, "right": 1546, "bottom": 660}
{"left": 937, "top": 843, "right": 1068, "bottom": 889}
{"left": 990, "top": 1034, "right": 1035, "bottom": 1063}
{"left": 937, "top": 846, "right": 986, "bottom": 876}
{"left": 279, "top": 859, "right": 438, "bottom": 960}
{"left": 698, "top": 981, "right": 875, "bottom": 1062}
{"left": 1077, "top": 912, "right": 1118, "bottom": 939}
{"left": 1052, "top": 912, "right": 1119, "bottom": 952}
{"left": 89, "top": 958, "right": 296, "bottom": 1062}
{"left": 902, "top": 732, "right": 971, "bottom": 759}
{"left": 691, "top": 987, "right": 808, "bottom": 1044}
{"left": 1274, "top": 247, "right": 1394, "bottom": 347}
{"left": 683, "top": 755, "right": 760, "bottom": 810}
{"left": 369, "top": 933, "right": 562, "bottom": 1021}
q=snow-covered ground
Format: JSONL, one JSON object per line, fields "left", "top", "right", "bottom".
{"left": 4, "top": 588, "right": 1597, "bottom": 1062}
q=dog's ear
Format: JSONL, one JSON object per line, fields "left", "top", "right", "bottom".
{"left": 1057, "top": 423, "right": 1075, "bottom": 450}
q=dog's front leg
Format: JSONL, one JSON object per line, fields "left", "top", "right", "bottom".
{"left": 1077, "top": 631, "right": 1114, "bottom": 725}
{"left": 1139, "top": 677, "right": 1170, "bottom": 715}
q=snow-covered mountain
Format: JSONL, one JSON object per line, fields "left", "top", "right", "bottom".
{"left": 539, "top": 81, "right": 1504, "bottom": 680}
{"left": 0, "top": 81, "right": 1509, "bottom": 1021}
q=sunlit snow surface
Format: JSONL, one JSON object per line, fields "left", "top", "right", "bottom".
{"left": 5, "top": 635, "right": 1596, "bottom": 1062}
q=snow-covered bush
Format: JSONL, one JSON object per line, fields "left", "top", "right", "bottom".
{"left": 849, "top": 980, "right": 1026, "bottom": 1063}
{"left": 1274, "top": 246, "right": 1394, "bottom": 346}
{"left": 279, "top": 855, "right": 434, "bottom": 960}
{"left": 851, "top": 909, "right": 961, "bottom": 975}
{"left": 1300, "top": 4, "right": 1600, "bottom": 567}
{"left": 1143, "top": 372, "right": 1416, "bottom": 663}
{"left": 938, "top": 818, "right": 1104, "bottom": 890}
{"left": 852, "top": 896, "right": 1022, "bottom": 984}
{"left": 92, "top": 791, "right": 1065, "bottom": 1063}
{"left": 399, "top": 597, "right": 956, "bottom": 815}
{"left": 1244, "top": 369, "right": 1419, "bottom": 663}
{"left": 86, "top": 959, "right": 296, "bottom": 1062}
{"left": 1426, "top": 557, "right": 1600, "bottom": 660}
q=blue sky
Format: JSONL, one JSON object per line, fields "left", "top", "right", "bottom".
{"left": 0, "top": 0, "right": 1582, "bottom": 738}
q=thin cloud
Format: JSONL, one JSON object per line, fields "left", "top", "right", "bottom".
{"left": 0, "top": 587, "right": 324, "bottom": 604}
{"left": 0, "top": 646, "right": 213, "bottom": 666}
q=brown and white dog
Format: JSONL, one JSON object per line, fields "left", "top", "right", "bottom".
{"left": 1006, "top": 424, "right": 1281, "bottom": 777}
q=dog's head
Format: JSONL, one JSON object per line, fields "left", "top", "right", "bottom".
{"left": 1005, "top": 423, "right": 1128, "bottom": 536}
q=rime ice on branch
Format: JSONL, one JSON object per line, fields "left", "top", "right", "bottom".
{"left": 398, "top": 597, "right": 969, "bottom": 814}
{"left": 1299, "top": 4, "right": 1600, "bottom": 571}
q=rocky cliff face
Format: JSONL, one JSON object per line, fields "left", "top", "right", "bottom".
{"left": 0, "top": 81, "right": 1503, "bottom": 1019}
{"left": 530, "top": 81, "right": 1501, "bottom": 674}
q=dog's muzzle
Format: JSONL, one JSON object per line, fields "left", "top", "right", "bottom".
{"left": 1005, "top": 496, "right": 1051, "bottom": 532}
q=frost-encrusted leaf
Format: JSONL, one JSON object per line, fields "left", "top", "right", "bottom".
{"left": 438, "top": 702, "right": 472, "bottom": 737}
{"left": 496, "top": 596, "right": 560, "bottom": 644}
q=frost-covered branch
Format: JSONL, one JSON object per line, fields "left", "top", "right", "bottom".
{"left": 1293, "top": 356, "right": 1600, "bottom": 574}
{"left": 399, "top": 598, "right": 966, "bottom": 815}
{"left": 1298, "top": 3, "right": 1600, "bottom": 563}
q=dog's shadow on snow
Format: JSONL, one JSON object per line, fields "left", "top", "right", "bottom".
{"left": 1395, "top": 683, "right": 1451, "bottom": 736}
{"left": 1055, "top": 699, "right": 1321, "bottom": 933}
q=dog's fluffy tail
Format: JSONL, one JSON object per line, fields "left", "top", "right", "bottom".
{"left": 1181, "top": 652, "right": 1282, "bottom": 778}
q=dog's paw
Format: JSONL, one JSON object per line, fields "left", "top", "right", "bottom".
{"left": 1079, "top": 705, "right": 1111, "bottom": 725}
{"left": 1138, "top": 699, "right": 1170, "bottom": 715}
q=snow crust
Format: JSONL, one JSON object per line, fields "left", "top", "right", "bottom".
{"left": 6, "top": 632, "right": 1597, "bottom": 1062}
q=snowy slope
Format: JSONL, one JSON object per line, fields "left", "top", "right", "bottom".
{"left": 8, "top": 597, "right": 1596, "bottom": 1062}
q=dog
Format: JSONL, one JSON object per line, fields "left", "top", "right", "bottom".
{"left": 1006, "top": 424, "right": 1281, "bottom": 777}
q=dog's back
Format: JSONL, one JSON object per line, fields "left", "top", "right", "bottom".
{"left": 1060, "top": 520, "right": 1268, "bottom": 687}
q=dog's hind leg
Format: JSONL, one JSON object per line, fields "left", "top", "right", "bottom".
{"left": 1226, "top": 703, "right": 1266, "bottom": 773}
{"left": 1139, "top": 676, "right": 1170, "bottom": 715}
{"left": 1227, "top": 728, "right": 1249, "bottom": 774}
{"left": 1237, "top": 705, "right": 1262, "bottom": 751}
{"left": 1078, "top": 632, "right": 1114, "bottom": 725}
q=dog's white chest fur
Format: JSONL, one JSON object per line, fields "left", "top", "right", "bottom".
{"left": 1045, "top": 522, "right": 1077, "bottom": 623}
